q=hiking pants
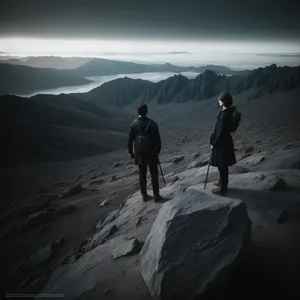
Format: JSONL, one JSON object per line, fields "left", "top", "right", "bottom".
{"left": 138, "top": 163, "right": 159, "bottom": 196}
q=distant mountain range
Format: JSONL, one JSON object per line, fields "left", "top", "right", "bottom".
{"left": 0, "top": 63, "right": 91, "bottom": 95}
{"left": 81, "top": 64, "right": 300, "bottom": 106}
{"left": 71, "top": 59, "right": 248, "bottom": 77}
{"left": 0, "top": 57, "right": 251, "bottom": 95}
{"left": 0, "top": 56, "right": 90, "bottom": 70}
{"left": 1, "top": 94, "right": 131, "bottom": 166}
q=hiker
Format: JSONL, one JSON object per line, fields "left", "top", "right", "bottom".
{"left": 128, "top": 103, "right": 162, "bottom": 202}
{"left": 210, "top": 92, "right": 237, "bottom": 195}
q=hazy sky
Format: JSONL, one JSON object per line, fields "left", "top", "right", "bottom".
{"left": 0, "top": 0, "right": 299, "bottom": 68}
{"left": 0, "top": 0, "right": 300, "bottom": 41}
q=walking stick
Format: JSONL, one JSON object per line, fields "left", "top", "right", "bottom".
{"left": 204, "top": 150, "right": 212, "bottom": 189}
{"left": 158, "top": 158, "right": 167, "bottom": 187}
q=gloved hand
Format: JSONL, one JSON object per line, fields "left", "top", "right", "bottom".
{"left": 129, "top": 153, "right": 135, "bottom": 159}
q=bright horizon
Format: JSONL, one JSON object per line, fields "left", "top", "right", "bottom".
{"left": 1, "top": 37, "right": 300, "bottom": 69}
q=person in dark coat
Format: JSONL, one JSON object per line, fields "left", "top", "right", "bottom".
{"left": 210, "top": 92, "right": 236, "bottom": 195}
{"left": 128, "top": 103, "right": 162, "bottom": 202}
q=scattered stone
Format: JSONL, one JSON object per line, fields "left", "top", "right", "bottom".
{"left": 89, "top": 179, "right": 104, "bottom": 186}
{"left": 109, "top": 175, "right": 117, "bottom": 182}
{"left": 140, "top": 189, "right": 251, "bottom": 300}
{"left": 104, "top": 289, "right": 111, "bottom": 296}
{"left": 135, "top": 217, "right": 143, "bottom": 227}
{"left": 255, "top": 140, "right": 261, "bottom": 144}
{"left": 26, "top": 210, "right": 58, "bottom": 227}
{"left": 255, "top": 174, "right": 266, "bottom": 183}
{"left": 88, "top": 223, "right": 118, "bottom": 250}
{"left": 172, "top": 176, "right": 179, "bottom": 184}
{"left": 61, "top": 184, "right": 83, "bottom": 199}
{"left": 113, "top": 162, "right": 123, "bottom": 168}
{"left": 112, "top": 237, "right": 143, "bottom": 260}
{"left": 188, "top": 160, "right": 208, "bottom": 169}
{"left": 52, "top": 237, "right": 65, "bottom": 249}
{"left": 194, "top": 153, "right": 202, "bottom": 159}
{"left": 99, "top": 200, "right": 108, "bottom": 208}
{"left": 266, "top": 209, "right": 288, "bottom": 223}
{"left": 229, "top": 165, "right": 251, "bottom": 174}
{"left": 26, "top": 245, "right": 53, "bottom": 268}
{"left": 241, "top": 153, "right": 251, "bottom": 160}
{"left": 96, "top": 209, "right": 120, "bottom": 231}
{"left": 173, "top": 156, "right": 185, "bottom": 164}
{"left": 244, "top": 146, "right": 254, "bottom": 154}
{"left": 56, "top": 205, "right": 77, "bottom": 215}
{"left": 90, "top": 175, "right": 98, "bottom": 180}
{"left": 268, "top": 177, "right": 288, "bottom": 191}
{"left": 293, "top": 161, "right": 300, "bottom": 169}
{"left": 120, "top": 201, "right": 126, "bottom": 209}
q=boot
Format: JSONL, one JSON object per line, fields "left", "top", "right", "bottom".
{"left": 213, "top": 179, "right": 220, "bottom": 187}
{"left": 212, "top": 181, "right": 227, "bottom": 196}
{"left": 154, "top": 194, "right": 163, "bottom": 202}
{"left": 142, "top": 193, "right": 151, "bottom": 202}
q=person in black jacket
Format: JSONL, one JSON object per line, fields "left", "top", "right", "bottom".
{"left": 210, "top": 92, "right": 236, "bottom": 195}
{"left": 128, "top": 103, "right": 162, "bottom": 202}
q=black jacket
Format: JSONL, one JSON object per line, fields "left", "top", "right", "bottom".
{"left": 210, "top": 107, "right": 236, "bottom": 167}
{"left": 128, "top": 116, "right": 161, "bottom": 165}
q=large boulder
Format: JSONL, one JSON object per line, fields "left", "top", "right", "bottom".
{"left": 140, "top": 189, "right": 251, "bottom": 300}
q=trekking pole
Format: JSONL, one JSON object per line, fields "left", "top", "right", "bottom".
{"left": 204, "top": 150, "right": 212, "bottom": 189}
{"left": 158, "top": 158, "right": 167, "bottom": 187}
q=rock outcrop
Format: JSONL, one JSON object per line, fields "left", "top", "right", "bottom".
{"left": 140, "top": 189, "right": 251, "bottom": 300}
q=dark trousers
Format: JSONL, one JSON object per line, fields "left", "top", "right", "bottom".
{"left": 218, "top": 166, "right": 229, "bottom": 188}
{"left": 138, "top": 163, "right": 159, "bottom": 196}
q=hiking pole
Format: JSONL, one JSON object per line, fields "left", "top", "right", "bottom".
{"left": 158, "top": 158, "right": 167, "bottom": 187}
{"left": 204, "top": 150, "right": 212, "bottom": 189}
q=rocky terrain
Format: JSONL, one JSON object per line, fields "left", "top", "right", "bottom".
{"left": 1, "top": 85, "right": 300, "bottom": 299}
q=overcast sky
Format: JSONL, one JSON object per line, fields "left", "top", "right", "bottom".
{"left": 0, "top": 0, "right": 300, "bottom": 41}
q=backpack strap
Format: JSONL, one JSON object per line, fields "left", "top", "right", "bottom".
{"left": 135, "top": 119, "right": 152, "bottom": 133}
{"left": 144, "top": 120, "right": 152, "bottom": 133}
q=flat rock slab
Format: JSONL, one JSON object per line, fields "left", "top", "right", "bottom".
{"left": 112, "top": 236, "right": 143, "bottom": 260}
{"left": 140, "top": 189, "right": 251, "bottom": 300}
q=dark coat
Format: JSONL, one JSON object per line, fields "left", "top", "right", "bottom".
{"left": 128, "top": 116, "right": 161, "bottom": 165}
{"left": 210, "top": 107, "right": 236, "bottom": 167}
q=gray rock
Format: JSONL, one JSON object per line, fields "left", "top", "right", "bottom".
{"left": 113, "top": 162, "right": 123, "bottom": 168}
{"left": 112, "top": 236, "right": 143, "bottom": 259}
{"left": 26, "top": 210, "right": 58, "bottom": 227}
{"left": 268, "top": 177, "right": 288, "bottom": 191}
{"left": 229, "top": 165, "right": 251, "bottom": 174}
{"left": 96, "top": 209, "right": 120, "bottom": 231}
{"left": 140, "top": 189, "right": 251, "bottom": 300}
{"left": 188, "top": 160, "right": 208, "bottom": 169}
{"left": 109, "top": 175, "right": 117, "bottom": 182}
{"left": 61, "top": 184, "right": 83, "bottom": 199}
{"left": 173, "top": 156, "right": 185, "bottom": 164}
{"left": 194, "top": 153, "right": 202, "bottom": 159}
{"left": 88, "top": 223, "right": 118, "bottom": 250}
{"left": 99, "top": 200, "right": 108, "bottom": 207}
{"left": 244, "top": 146, "right": 254, "bottom": 153}
{"left": 135, "top": 217, "right": 143, "bottom": 227}
{"left": 26, "top": 245, "right": 53, "bottom": 268}
{"left": 171, "top": 176, "right": 179, "bottom": 184}
{"left": 266, "top": 209, "right": 288, "bottom": 223}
